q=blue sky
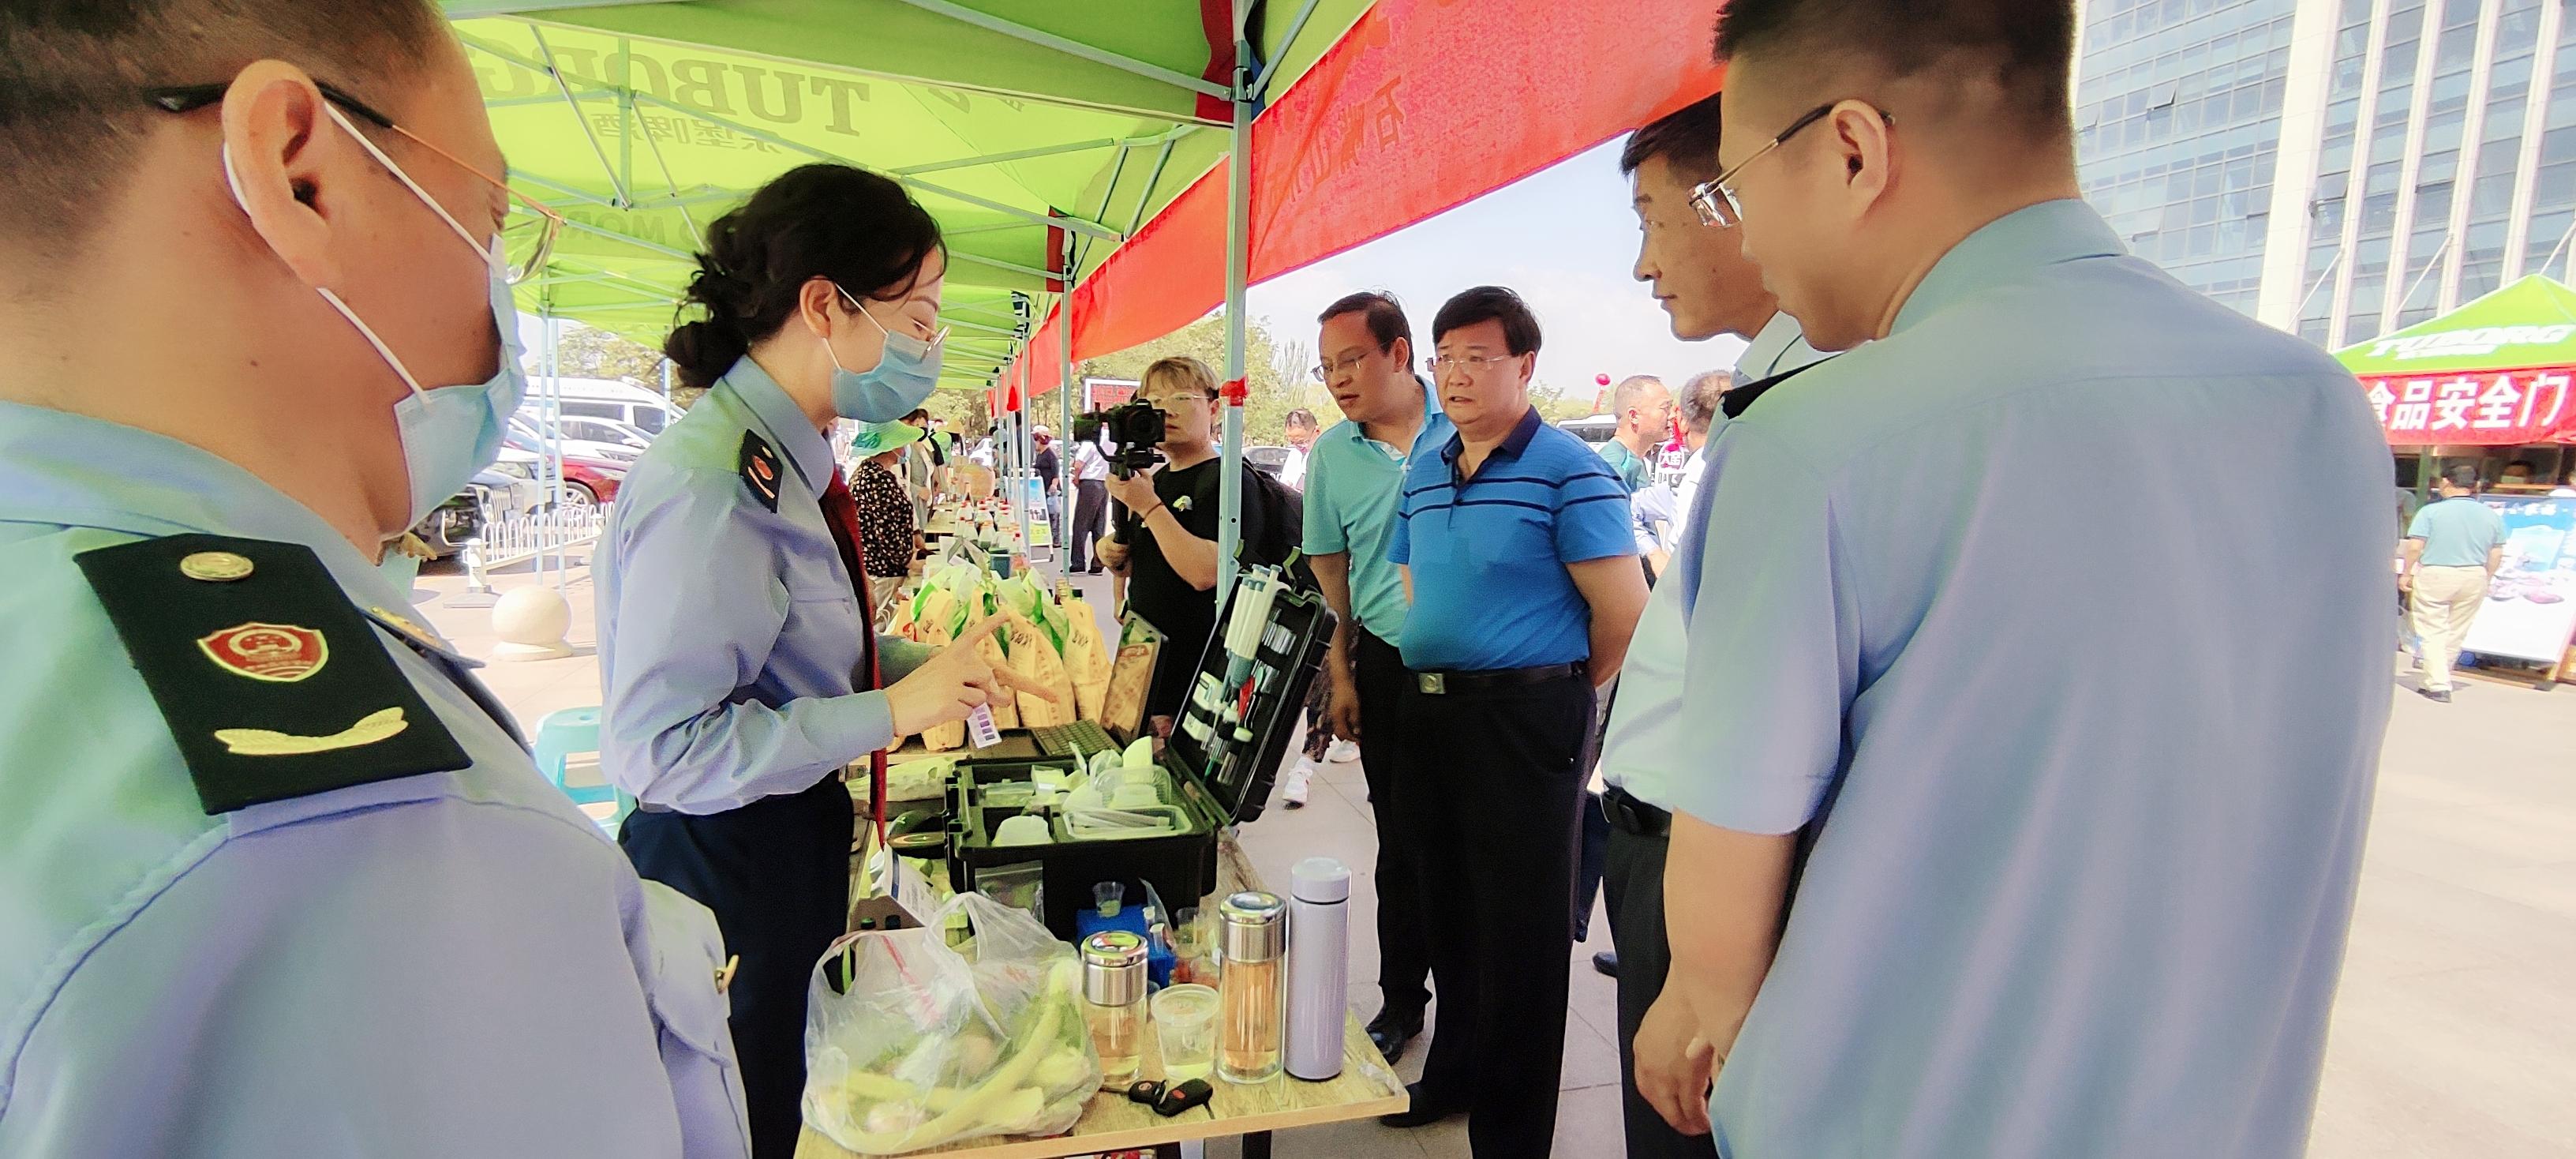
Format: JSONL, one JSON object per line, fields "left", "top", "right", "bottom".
{"left": 1247, "top": 138, "right": 1749, "bottom": 410}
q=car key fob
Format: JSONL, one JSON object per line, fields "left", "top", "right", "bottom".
{"left": 1154, "top": 1078, "right": 1214, "bottom": 1116}
{"left": 1124, "top": 1079, "right": 1165, "bottom": 1105}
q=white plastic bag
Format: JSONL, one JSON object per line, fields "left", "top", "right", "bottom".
{"left": 801, "top": 892, "right": 1099, "bottom": 1153}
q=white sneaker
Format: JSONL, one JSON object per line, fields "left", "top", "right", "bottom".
{"left": 1325, "top": 739, "right": 1361, "bottom": 764}
{"left": 1282, "top": 762, "right": 1315, "bottom": 808}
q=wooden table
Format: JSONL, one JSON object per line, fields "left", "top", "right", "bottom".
{"left": 796, "top": 841, "right": 1408, "bottom": 1159}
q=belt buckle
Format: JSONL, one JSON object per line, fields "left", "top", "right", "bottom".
{"left": 1417, "top": 672, "right": 1447, "bottom": 696}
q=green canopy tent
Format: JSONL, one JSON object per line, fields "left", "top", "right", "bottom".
{"left": 451, "top": 0, "right": 1727, "bottom": 595}
{"left": 2337, "top": 274, "right": 2576, "bottom": 450}
{"left": 448, "top": 0, "right": 1369, "bottom": 571}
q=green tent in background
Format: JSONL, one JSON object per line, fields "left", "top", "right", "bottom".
{"left": 2336, "top": 275, "right": 2576, "bottom": 447}
{"left": 449, "top": 0, "right": 1371, "bottom": 392}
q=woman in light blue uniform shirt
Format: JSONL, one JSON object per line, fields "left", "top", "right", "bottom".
{"left": 597, "top": 164, "right": 1029, "bottom": 1157}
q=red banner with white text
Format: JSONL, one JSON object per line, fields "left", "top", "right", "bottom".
{"left": 1005, "top": 0, "right": 1727, "bottom": 390}
{"left": 2363, "top": 365, "right": 2576, "bottom": 446}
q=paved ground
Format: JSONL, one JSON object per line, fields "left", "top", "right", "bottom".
{"left": 415, "top": 551, "right": 2574, "bottom": 1158}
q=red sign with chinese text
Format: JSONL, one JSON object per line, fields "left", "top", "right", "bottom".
{"left": 2363, "top": 364, "right": 2576, "bottom": 446}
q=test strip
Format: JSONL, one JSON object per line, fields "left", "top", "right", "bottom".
{"left": 967, "top": 704, "right": 1002, "bottom": 748}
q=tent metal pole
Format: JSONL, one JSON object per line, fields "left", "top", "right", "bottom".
{"left": 897, "top": 127, "right": 1188, "bottom": 177}
{"left": 1252, "top": 0, "right": 1328, "bottom": 93}
{"left": 1129, "top": 137, "right": 1180, "bottom": 233}
{"left": 1217, "top": 0, "right": 1252, "bottom": 599}
{"left": 1059, "top": 249, "right": 1076, "bottom": 567}
{"left": 2393, "top": 231, "right": 2454, "bottom": 319}
{"left": 884, "top": 0, "right": 1232, "bottom": 99}
{"left": 530, "top": 27, "right": 631, "bottom": 207}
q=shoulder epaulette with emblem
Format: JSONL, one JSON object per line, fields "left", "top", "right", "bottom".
{"left": 75, "top": 534, "right": 471, "bottom": 814}
{"left": 740, "top": 429, "right": 782, "bottom": 512}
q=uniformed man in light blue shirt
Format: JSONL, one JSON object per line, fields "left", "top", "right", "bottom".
{"left": 1594, "top": 91, "right": 1829, "bottom": 1159}
{"left": 0, "top": 7, "right": 750, "bottom": 1155}
{"left": 1298, "top": 291, "right": 1452, "bottom": 1064}
{"left": 1641, "top": 5, "right": 2394, "bottom": 1157}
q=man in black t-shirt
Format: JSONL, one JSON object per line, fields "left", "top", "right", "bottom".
{"left": 1098, "top": 356, "right": 1272, "bottom": 727}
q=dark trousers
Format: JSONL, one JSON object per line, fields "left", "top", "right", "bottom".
{"left": 1353, "top": 628, "right": 1432, "bottom": 1019}
{"left": 621, "top": 774, "right": 852, "bottom": 1159}
{"left": 1573, "top": 679, "right": 1618, "bottom": 940}
{"left": 1603, "top": 819, "right": 1720, "bottom": 1159}
{"left": 1396, "top": 670, "right": 1594, "bottom": 1159}
{"left": 1069, "top": 479, "right": 1108, "bottom": 571}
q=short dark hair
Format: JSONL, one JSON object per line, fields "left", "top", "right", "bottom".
{"left": 0, "top": 0, "right": 447, "bottom": 257}
{"left": 2444, "top": 464, "right": 2481, "bottom": 489}
{"left": 1284, "top": 408, "right": 1320, "bottom": 430}
{"left": 1620, "top": 93, "right": 1725, "bottom": 185}
{"left": 1432, "top": 286, "right": 1542, "bottom": 356}
{"left": 1316, "top": 291, "right": 1413, "bottom": 353}
{"left": 903, "top": 408, "right": 932, "bottom": 423}
{"left": 1711, "top": 0, "right": 2078, "bottom": 140}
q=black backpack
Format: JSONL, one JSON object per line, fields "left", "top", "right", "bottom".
{"left": 1239, "top": 463, "right": 1313, "bottom": 590}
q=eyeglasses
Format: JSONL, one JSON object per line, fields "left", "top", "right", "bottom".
{"left": 1311, "top": 348, "right": 1383, "bottom": 381}
{"left": 145, "top": 81, "right": 564, "bottom": 283}
{"left": 1425, "top": 353, "right": 1523, "bottom": 374}
{"left": 1687, "top": 101, "right": 1893, "bottom": 228}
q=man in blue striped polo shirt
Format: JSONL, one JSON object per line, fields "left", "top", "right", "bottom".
{"left": 1376, "top": 286, "right": 1650, "bottom": 1157}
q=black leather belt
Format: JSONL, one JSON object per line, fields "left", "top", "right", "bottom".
{"left": 1412, "top": 661, "right": 1586, "bottom": 696}
{"left": 1601, "top": 784, "right": 1672, "bottom": 837}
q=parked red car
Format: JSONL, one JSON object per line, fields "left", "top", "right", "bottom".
{"left": 502, "top": 431, "right": 627, "bottom": 508}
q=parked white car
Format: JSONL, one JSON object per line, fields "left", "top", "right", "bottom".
{"left": 525, "top": 376, "right": 683, "bottom": 434}
{"left": 508, "top": 414, "right": 641, "bottom": 465}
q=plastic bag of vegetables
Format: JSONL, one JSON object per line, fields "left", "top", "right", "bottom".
{"left": 803, "top": 891, "right": 1100, "bottom": 1153}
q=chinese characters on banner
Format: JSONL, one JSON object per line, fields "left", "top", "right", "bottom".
{"left": 2364, "top": 366, "right": 2576, "bottom": 445}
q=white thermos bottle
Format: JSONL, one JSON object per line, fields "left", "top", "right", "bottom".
{"left": 1285, "top": 857, "right": 1351, "bottom": 1081}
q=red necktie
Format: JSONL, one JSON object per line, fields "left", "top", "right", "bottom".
{"left": 819, "top": 468, "right": 891, "bottom": 841}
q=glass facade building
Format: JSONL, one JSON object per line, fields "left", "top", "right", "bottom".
{"left": 2075, "top": 0, "right": 2576, "bottom": 348}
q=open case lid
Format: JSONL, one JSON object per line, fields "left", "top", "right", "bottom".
{"left": 1162, "top": 565, "right": 1335, "bottom": 826}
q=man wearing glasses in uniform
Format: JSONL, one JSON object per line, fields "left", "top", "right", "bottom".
{"left": 1639, "top": 2, "right": 2394, "bottom": 1156}
{"left": 1375, "top": 286, "right": 1649, "bottom": 1158}
{"left": 0, "top": 2, "right": 748, "bottom": 1155}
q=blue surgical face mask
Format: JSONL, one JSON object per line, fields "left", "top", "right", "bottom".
{"left": 825, "top": 286, "right": 945, "bottom": 422}
{"left": 223, "top": 104, "right": 528, "bottom": 526}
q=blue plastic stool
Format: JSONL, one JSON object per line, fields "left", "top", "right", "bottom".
{"left": 532, "top": 706, "right": 627, "bottom": 833}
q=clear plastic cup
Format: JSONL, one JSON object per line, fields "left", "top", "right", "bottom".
{"left": 1151, "top": 983, "right": 1220, "bottom": 1082}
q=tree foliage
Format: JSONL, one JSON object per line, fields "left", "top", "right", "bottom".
{"left": 537, "top": 322, "right": 671, "bottom": 392}
{"left": 1062, "top": 313, "right": 1338, "bottom": 447}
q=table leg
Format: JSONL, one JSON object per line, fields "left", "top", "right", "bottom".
{"left": 1241, "top": 1131, "right": 1274, "bottom": 1159}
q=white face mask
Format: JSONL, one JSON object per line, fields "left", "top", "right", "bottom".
{"left": 223, "top": 104, "right": 528, "bottom": 525}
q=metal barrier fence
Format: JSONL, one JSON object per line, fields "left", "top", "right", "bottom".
{"left": 455, "top": 505, "right": 605, "bottom": 605}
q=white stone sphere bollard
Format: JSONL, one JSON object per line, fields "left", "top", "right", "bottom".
{"left": 490, "top": 586, "right": 574, "bottom": 661}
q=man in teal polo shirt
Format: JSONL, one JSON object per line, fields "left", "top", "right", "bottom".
{"left": 1597, "top": 374, "right": 1674, "bottom": 493}
{"left": 1300, "top": 290, "right": 1451, "bottom": 1063}
{"left": 2402, "top": 464, "right": 2508, "bottom": 702}
{"left": 1376, "top": 286, "right": 1649, "bottom": 1157}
